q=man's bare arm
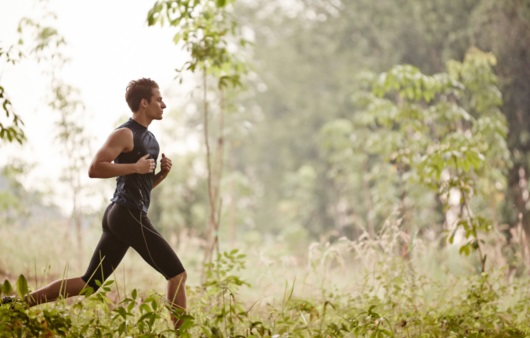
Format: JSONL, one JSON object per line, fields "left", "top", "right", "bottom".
{"left": 88, "top": 128, "right": 155, "bottom": 178}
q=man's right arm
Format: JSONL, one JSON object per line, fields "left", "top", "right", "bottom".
{"left": 88, "top": 128, "right": 155, "bottom": 179}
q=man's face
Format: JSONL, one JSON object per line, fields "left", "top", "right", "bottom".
{"left": 145, "top": 88, "right": 166, "bottom": 120}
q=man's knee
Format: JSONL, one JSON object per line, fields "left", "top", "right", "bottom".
{"left": 169, "top": 271, "right": 187, "bottom": 286}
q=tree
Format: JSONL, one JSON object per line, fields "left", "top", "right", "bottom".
{"left": 229, "top": 0, "right": 526, "bottom": 246}
{"left": 14, "top": 6, "right": 93, "bottom": 266}
{"left": 147, "top": 0, "right": 249, "bottom": 266}
{"left": 322, "top": 49, "right": 509, "bottom": 270}
{"left": 470, "top": 0, "right": 530, "bottom": 264}
{"left": 0, "top": 161, "right": 31, "bottom": 225}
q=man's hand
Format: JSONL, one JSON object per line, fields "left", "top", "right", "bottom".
{"left": 160, "top": 153, "right": 172, "bottom": 176}
{"left": 136, "top": 154, "right": 155, "bottom": 174}
{"left": 152, "top": 153, "right": 172, "bottom": 189}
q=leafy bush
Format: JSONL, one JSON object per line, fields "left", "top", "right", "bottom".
{"left": 2, "top": 236, "right": 530, "bottom": 337}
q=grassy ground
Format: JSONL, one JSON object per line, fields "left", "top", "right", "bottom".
{"left": 1, "top": 222, "right": 530, "bottom": 337}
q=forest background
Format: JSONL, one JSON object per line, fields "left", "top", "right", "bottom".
{"left": 1, "top": 0, "right": 530, "bottom": 336}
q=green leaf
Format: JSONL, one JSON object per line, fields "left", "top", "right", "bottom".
{"left": 2, "top": 279, "right": 13, "bottom": 295}
{"left": 140, "top": 303, "right": 151, "bottom": 313}
{"left": 16, "top": 274, "right": 28, "bottom": 298}
{"left": 379, "top": 329, "right": 392, "bottom": 337}
{"left": 216, "top": 0, "right": 227, "bottom": 7}
{"left": 118, "top": 321, "right": 126, "bottom": 335}
{"left": 459, "top": 244, "right": 471, "bottom": 256}
{"left": 448, "top": 228, "right": 458, "bottom": 244}
{"left": 457, "top": 219, "right": 469, "bottom": 231}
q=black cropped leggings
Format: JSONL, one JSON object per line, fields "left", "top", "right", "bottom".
{"left": 81, "top": 203, "right": 185, "bottom": 290}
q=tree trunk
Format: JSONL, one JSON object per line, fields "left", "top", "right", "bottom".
{"left": 509, "top": 165, "right": 530, "bottom": 266}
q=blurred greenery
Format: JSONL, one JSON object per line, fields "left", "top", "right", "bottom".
{"left": 215, "top": 0, "right": 528, "bottom": 263}
{"left": 1, "top": 0, "right": 530, "bottom": 335}
{"left": 138, "top": 0, "right": 530, "bottom": 272}
{"left": 0, "top": 0, "right": 529, "bottom": 317}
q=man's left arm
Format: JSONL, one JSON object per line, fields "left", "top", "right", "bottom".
{"left": 153, "top": 153, "right": 172, "bottom": 189}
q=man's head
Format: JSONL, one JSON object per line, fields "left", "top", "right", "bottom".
{"left": 125, "top": 78, "right": 159, "bottom": 112}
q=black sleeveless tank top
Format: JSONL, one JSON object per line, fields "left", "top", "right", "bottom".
{"left": 110, "top": 118, "right": 159, "bottom": 213}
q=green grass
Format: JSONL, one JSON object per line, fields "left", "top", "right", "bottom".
{"left": 1, "top": 222, "right": 530, "bottom": 337}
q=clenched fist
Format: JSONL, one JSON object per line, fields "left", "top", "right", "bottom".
{"left": 135, "top": 154, "right": 155, "bottom": 174}
{"left": 160, "top": 153, "right": 172, "bottom": 176}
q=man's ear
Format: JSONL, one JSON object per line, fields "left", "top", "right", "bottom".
{"left": 140, "top": 98, "right": 148, "bottom": 108}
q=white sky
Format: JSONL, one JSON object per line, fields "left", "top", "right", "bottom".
{"left": 0, "top": 0, "right": 192, "bottom": 212}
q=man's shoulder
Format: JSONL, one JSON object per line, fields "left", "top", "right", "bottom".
{"left": 116, "top": 119, "right": 134, "bottom": 130}
{"left": 107, "top": 127, "right": 134, "bottom": 148}
{"left": 113, "top": 127, "right": 134, "bottom": 136}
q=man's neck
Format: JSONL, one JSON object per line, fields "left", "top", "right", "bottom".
{"left": 131, "top": 113, "right": 152, "bottom": 128}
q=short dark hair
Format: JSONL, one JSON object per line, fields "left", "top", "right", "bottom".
{"left": 125, "top": 78, "right": 159, "bottom": 112}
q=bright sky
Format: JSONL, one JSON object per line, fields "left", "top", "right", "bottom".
{"left": 0, "top": 0, "right": 190, "bottom": 212}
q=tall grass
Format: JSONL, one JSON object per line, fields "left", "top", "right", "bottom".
{"left": 1, "top": 220, "right": 530, "bottom": 337}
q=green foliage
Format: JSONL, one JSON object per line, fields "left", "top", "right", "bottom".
{"left": 0, "top": 6, "right": 68, "bottom": 145}
{"left": 215, "top": 0, "right": 529, "bottom": 251}
{"left": 3, "top": 241, "right": 530, "bottom": 337}
{"left": 150, "top": 152, "right": 210, "bottom": 237}
{"left": 147, "top": 0, "right": 247, "bottom": 88}
{"left": 148, "top": 0, "right": 251, "bottom": 265}
{"left": 1, "top": 1, "right": 529, "bottom": 335}
{"left": 204, "top": 249, "right": 249, "bottom": 290}
{"left": 320, "top": 48, "right": 510, "bottom": 269}
{"left": 24, "top": 4, "right": 95, "bottom": 263}
{"left": 1, "top": 279, "right": 13, "bottom": 296}
{"left": 15, "top": 274, "right": 28, "bottom": 299}
{"left": 224, "top": 0, "right": 489, "bottom": 239}
{"left": 0, "top": 162, "right": 28, "bottom": 224}
{"left": 0, "top": 48, "right": 25, "bottom": 144}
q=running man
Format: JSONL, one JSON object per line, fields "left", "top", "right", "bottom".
{"left": 2, "top": 78, "right": 187, "bottom": 328}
